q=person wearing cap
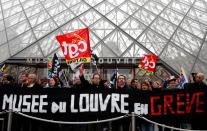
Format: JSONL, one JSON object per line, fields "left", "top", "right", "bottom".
{"left": 166, "top": 76, "right": 179, "bottom": 89}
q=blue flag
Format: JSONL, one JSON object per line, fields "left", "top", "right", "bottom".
{"left": 178, "top": 67, "right": 188, "bottom": 89}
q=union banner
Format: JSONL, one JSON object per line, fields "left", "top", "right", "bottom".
{"left": 56, "top": 28, "right": 91, "bottom": 65}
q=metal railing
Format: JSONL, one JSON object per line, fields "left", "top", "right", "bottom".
{"left": 0, "top": 110, "right": 204, "bottom": 131}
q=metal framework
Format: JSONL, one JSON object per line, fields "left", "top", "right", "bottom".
{"left": 0, "top": 0, "right": 207, "bottom": 76}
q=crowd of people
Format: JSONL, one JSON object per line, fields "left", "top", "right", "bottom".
{"left": 0, "top": 67, "right": 207, "bottom": 131}
{"left": 1, "top": 69, "right": 206, "bottom": 91}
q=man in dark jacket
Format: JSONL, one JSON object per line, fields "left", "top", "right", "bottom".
{"left": 26, "top": 73, "right": 42, "bottom": 89}
{"left": 72, "top": 76, "right": 84, "bottom": 88}
{"left": 112, "top": 74, "right": 131, "bottom": 131}
{"left": 184, "top": 72, "right": 207, "bottom": 90}
{"left": 116, "top": 74, "right": 129, "bottom": 90}
{"left": 79, "top": 64, "right": 104, "bottom": 89}
{"left": 19, "top": 73, "right": 28, "bottom": 88}
{"left": 184, "top": 72, "right": 207, "bottom": 130}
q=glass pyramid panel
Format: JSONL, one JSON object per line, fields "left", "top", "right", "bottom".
{"left": 120, "top": 17, "right": 146, "bottom": 39}
{"left": 3, "top": 4, "right": 22, "bottom": 18}
{"left": 170, "top": 0, "right": 190, "bottom": 14}
{"left": 21, "top": 0, "right": 40, "bottom": 10}
{"left": 53, "top": 9, "right": 75, "bottom": 26}
{"left": 79, "top": 9, "right": 101, "bottom": 26}
{"left": 6, "top": 20, "right": 30, "bottom": 40}
{"left": 0, "top": 6, "right": 2, "bottom": 20}
{"left": 84, "top": 0, "right": 103, "bottom": 7}
{"left": 155, "top": 0, "right": 171, "bottom": 5}
{"left": 28, "top": 10, "right": 50, "bottom": 28}
{"left": 198, "top": 41, "right": 207, "bottom": 63}
{"left": 106, "top": 8, "right": 129, "bottom": 26}
{"left": 96, "top": 42, "right": 118, "bottom": 57}
{"left": 61, "top": 19, "right": 85, "bottom": 33}
{"left": 107, "top": 0, "right": 125, "bottom": 6}
{"left": 33, "top": 19, "right": 57, "bottom": 39}
{"left": 138, "top": 29, "right": 167, "bottom": 55}
{"left": 4, "top": 11, "right": 26, "bottom": 28}
{"left": 143, "top": 0, "right": 165, "bottom": 15}
{"left": 0, "top": 30, "right": 7, "bottom": 45}
{"left": 150, "top": 17, "right": 176, "bottom": 39}
{"left": 0, "top": 44, "right": 10, "bottom": 62}
{"left": 180, "top": 17, "right": 207, "bottom": 39}
{"left": 89, "top": 32, "right": 100, "bottom": 48}
{"left": 130, "top": 0, "right": 148, "bottom": 6}
{"left": 61, "top": 0, "right": 80, "bottom": 8}
{"left": 192, "top": 60, "right": 207, "bottom": 76}
{"left": 160, "top": 42, "right": 196, "bottom": 75}
{"left": 194, "top": 0, "right": 207, "bottom": 12}
{"left": 119, "top": 1, "right": 140, "bottom": 15}
{"left": 14, "top": 44, "right": 43, "bottom": 57}
{"left": 70, "top": 1, "right": 90, "bottom": 16}
{"left": 104, "top": 29, "right": 133, "bottom": 56}
{"left": 160, "top": 8, "right": 184, "bottom": 26}
{"left": 0, "top": 0, "right": 207, "bottom": 77}
{"left": 39, "top": 30, "right": 62, "bottom": 57}
{"left": 90, "top": 18, "right": 115, "bottom": 39}
{"left": 94, "top": 1, "right": 115, "bottom": 15}
{"left": 133, "top": 8, "right": 156, "bottom": 26}
{"left": 9, "top": 30, "right": 36, "bottom": 55}
{"left": 126, "top": 44, "right": 147, "bottom": 57}
{"left": 24, "top": 3, "right": 42, "bottom": 18}
{"left": 171, "top": 29, "right": 202, "bottom": 55}
{"left": 188, "top": 7, "right": 207, "bottom": 25}
{"left": 46, "top": 2, "right": 67, "bottom": 17}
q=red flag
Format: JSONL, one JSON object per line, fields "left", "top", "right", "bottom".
{"left": 139, "top": 54, "right": 157, "bottom": 73}
{"left": 56, "top": 28, "right": 91, "bottom": 65}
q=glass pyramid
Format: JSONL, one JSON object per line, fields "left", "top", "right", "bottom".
{"left": 0, "top": 0, "right": 207, "bottom": 76}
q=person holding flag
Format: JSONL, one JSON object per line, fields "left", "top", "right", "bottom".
{"left": 78, "top": 63, "right": 104, "bottom": 89}
{"left": 48, "top": 53, "right": 69, "bottom": 87}
{"left": 56, "top": 28, "right": 92, "bottom": 85}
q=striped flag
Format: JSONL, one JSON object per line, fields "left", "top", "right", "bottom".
{"left": 51, "top": 53, "right": 61, "bottom": 77}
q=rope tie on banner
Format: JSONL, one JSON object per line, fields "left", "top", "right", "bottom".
{"left": 133, "top": 114, "right": 202, "bottom": 131}
{"left": 15, "top": 111, "right": 128, "bottom": 125}
{"left": 0, "top": 110, "right": 9, "bottom": 115}
{"left": 4, "top": 111, "right": 206, "bottom": 130}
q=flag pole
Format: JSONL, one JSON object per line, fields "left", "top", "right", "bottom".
{"left": 47, "top": 58, "right": 50, "bottom": 80}
{"left": 115, "top": 60, "right": 118, "bottom": 89}
{"left": 67, "top": 65, "right": 72, "bottom": 87}
{"left": 90, "top": 59, "right": 93, "bottom": 79}
{"left": 95, "top": 64, "right": 99, "bottom": 74}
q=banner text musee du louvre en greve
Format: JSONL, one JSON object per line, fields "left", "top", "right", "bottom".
{"left": 0, "top": 86, "right": 207, "bottom": 121}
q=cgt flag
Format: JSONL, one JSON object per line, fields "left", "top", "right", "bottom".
{"left": 139, "top": 54, "right": 157, "bottom": 73}
{"left": 56, "top": 28, "right": 91, "bottom": 65}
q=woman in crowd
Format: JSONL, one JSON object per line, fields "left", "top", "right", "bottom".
{"left": 49, "top": 77, "right": 59, "bottom": 88}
